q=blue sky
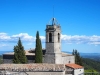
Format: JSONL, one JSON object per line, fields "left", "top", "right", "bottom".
{"left": 0, "top": 0, "right": 100, "bottom": 53}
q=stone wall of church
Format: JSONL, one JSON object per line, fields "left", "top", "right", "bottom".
{"left": 74, "top": 68, "right": 84, "bottom": 75}
{"left": 44, "top": 53, "right": 55, "bottom": 63}
{"left": 55, "top": 53, "right": 62, "bottom": 64}
{"left": 44, "top": 53, "right": 62, "bottom": 64}
{"left": 46, "top": 43, "right": 61, "bottom": 53}
{"left": 46, "top": 43, "right": 55, "bottom": 53}
{"left": 62, "top": 55, "right": 75, "bottom": 64}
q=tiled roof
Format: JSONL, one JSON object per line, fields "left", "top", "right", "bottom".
{"left": 65, "top": 64, "right": 83, "bottom": 69}
{"left": 3, "top": 49, "right": 46, "bottom": 56}
{"left": 0, "top": 64, "right": 65, "bottom": 72}
{"left": 62, "top": 52, "right": 74, "bottom": 56}
{"left": 3, "top": 50, "right": 35, "bottom": 55}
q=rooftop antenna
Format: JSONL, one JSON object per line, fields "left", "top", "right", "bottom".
{"left": 53, "top": 5, "right": 54, "bottom": 18}
{"left": 52, "top": 5, "right": 55, "bottom": 25}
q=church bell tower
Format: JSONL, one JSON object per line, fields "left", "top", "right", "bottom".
{"left": 44, "top": 18, "right": 62, "bottom": 64}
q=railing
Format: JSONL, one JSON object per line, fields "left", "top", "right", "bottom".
{"left": 66, "top": 72, "right": 100, "bottom": 75}
{"left": 79, "top": 72, "right": 100, "bottom": 75}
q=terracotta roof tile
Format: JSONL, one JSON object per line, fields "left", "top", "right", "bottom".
{"left": 65, "top": 64, "right": 83, "bottom": 69}
{"left": 0, "top": 64, "right": 65, "bottom": 72}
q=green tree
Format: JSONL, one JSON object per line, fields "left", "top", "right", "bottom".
{"left": 13, "top": 38, "right": 27, "bottom": 64}
{"left": 72, "top": 49, "right": 82, "bottom": 66}
{"left": 72, "top": 49, "right": 75, "bottom": 55}
{"left": 13, "top": 46, "right": 20, "bottom": 63}
{"left": 0, "top": 55, "right": 3, "bottom": 64}
{"left": 35, "top": 31, "right": 43, "bottom": 63}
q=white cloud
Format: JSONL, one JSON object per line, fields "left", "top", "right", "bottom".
{"left": 0, "top": 33, "right": 11, "bottom": 40}
{"left": 61, "top": 34, "right": 100, "bottom": 45}
{"left": 11, "top": 33, "right": 35, "bottom": 42}
{"left": 0, "top": 43, "right": 10, "bottom": 48}
{"left": 0, "top": 32, "right": 100, "bottom": 45}
{"left": 40, "top": 36, "right": 45, "bottom": 42}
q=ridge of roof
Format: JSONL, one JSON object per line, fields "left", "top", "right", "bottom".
{"left": 65, "top": 64, "right": 83, "bottom": 69}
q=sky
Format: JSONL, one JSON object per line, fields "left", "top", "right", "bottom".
{"left": 0, "top": 0, "right": 100, "bottom": 53}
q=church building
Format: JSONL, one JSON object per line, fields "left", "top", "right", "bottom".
{"left": 1, "top": 18, "right": 84, "bottom": 75}
{"left": 3, "top": 18, "right": 75, "bottom": 64}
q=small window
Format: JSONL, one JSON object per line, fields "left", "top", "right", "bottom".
{"left": 58, "top": 33, "right": 60, "bottom": 42}
{"left": 49, "top": 33, "right": 52, "bottom": 42}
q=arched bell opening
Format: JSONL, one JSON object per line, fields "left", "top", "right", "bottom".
{"left": 49, "top": 33, "right": 52, "bottom": 42}
{"left": 58, "top": 33, "right": 60, "bottom": 42}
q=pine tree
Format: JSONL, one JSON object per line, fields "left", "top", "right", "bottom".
{"left": 13, "top": 38, "right": 27, "bottom": 64}
{"left": 17, "top": 38, "right": 27, "bottom": 63}
{"left": 72, "top": 49, "right": 75, "bottom": 55}
{"left": 72, "top": 49, "right": 83, "bottom": 66}
{"left": 35, "top": 31, "right": 43, "bottom": 63}
{"left": 13, "top": 46, "right": 20, "bottom": 63}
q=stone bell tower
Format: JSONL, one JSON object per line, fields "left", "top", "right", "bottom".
{"left": 44, "top": 18, "right": 62, "bottom": 64}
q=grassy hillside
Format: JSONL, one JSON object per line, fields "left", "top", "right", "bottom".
{"left": 82, "top": 58, "right": 100, "bottom": 72}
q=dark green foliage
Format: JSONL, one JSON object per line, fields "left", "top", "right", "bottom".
{"left": 72, "top": 49, "right": 82, "bottom": 66}
{"left": 13, "top": 46, "right": 20, "bottom": 63}
{"left": 72, "top": 49, "right": 75, "bottom": 55}
{"left": 35, "top": 31, "right": 43, "bottom": 63}
{"left": 0, "top": 55, "right": 3, "bottom": 64}
{"left": 72, "top": 49, "right": 100, "bottom": 72}
{"left": 13, "top": 38, "right": 27, "bottom": 64}
{"left": 85, "top": 69, "right": 97, "bottom": 72}
{"left": 82, "top": 58, "right": 100, "bottom": 72}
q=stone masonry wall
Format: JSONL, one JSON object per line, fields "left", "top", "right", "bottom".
{"left": 62, "top": 56, "right": 75, "bottom": 64}
{"left": 44, "top": 53, "right": 55, "bottom": 63}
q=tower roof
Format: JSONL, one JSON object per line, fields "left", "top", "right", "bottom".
{"left": 48, "top": 18, "right": 59, "bottom": 25}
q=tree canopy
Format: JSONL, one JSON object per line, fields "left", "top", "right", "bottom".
{"left": 72, "top": 49, "right": 82, "bottom": 66}
{"left": 13, "top": 38, "right": 27, "bottom": 64}
{"left": 35, "top": 31, "right": 43, "bottom": 63}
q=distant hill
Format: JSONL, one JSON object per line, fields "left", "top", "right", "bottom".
{"left": 63, "top": 51, "right": 100, "bottom": 71}
{"left": 0, "top": 51, "right": 13, "bottom": 55}
{"left": 63, "top": 51, "right": 100, "bottom": 61}
{"left": 82, "top": 58, "right": 100, "bottom": 72}
{"left": 80, "top": 53, "right": 100, "bottom": 61}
